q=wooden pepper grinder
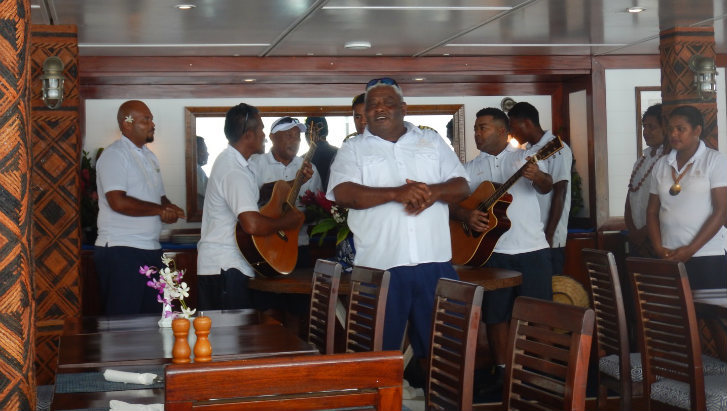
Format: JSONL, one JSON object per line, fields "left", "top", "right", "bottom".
{"left": 171, "top": 317, "right": 191, "bottom": 364}
{"left": 193, "top": 315, "right": 212, "bottom": 362}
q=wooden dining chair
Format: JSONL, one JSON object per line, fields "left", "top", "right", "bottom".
{"left": 307, "top": 259, "right": 342, "bottom": 354}
{"left": 165, "top": 351, "right": 404, "bottom": 411}
{"left": 626, "top": 257, "right": 727, "bottom": 411}
{"left": 345, "top": 266, "right": 390, "bottom": 353}
{"left": 582, "top": 248, "right": 641, "bottom": 410}
{"left": 426, "top": 278, "right": 484, "bottom": 411}
{"left": 500, "top": 296, "right": 595, "bottom": 411}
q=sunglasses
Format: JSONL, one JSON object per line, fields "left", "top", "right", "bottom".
{"left": 240, "top": 109, "right": 250, "bottom": 136}
{"left": 276, "top": 116, "right": 299, "bottom": 125}
{"left": 365, "top": 77, "right": 400, "bottom": 91}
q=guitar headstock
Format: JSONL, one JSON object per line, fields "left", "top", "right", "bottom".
{"left": 306, "top": 122, "right": 322, "bottom": 147}
{"left": 533, "top": 136, "right": 564, "bottom": 161}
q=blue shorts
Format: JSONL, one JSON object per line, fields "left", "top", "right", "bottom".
{"left": 482, "top": 248, "right": 552, "bottom": 324}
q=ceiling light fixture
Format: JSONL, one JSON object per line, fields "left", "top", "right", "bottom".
{"left": 175, "top": 4, "right": 196, "bottom": 10}
{"left": 344, "top": 41, "right": 371, "bottom": 50}
{"left": 413, "top": 77, "right": 426, "bottom": 81}
{"left": 243, "top": 79, "right": 256, "bottom": 83}
{"left": 627, "top": 6, "right": 645, "bottom": 13}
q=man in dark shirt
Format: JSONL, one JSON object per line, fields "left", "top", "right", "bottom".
{"left": 305, "top": 116, "right": 337, "bottom": 191}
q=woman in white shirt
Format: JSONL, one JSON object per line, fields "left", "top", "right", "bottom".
{"left": 625, "top": 103, "right": 666, "bottom": 257}
{"left": 647, "top": 105, "right": 727, "bottom": 289}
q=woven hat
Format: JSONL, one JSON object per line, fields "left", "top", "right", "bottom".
{"left": 552, "top": 275, "right": 590, "bottom": 307}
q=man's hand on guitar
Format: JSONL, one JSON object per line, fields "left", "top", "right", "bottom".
{"left": 298, "top": 161, "right": 314, "bottom": 184}
{"left": 466, "top": 209, "right": 489, "bottom": 233}
{"left": 396, "top": 179, "right": 432, "bottom": 215}
{"left": 279, "top": 209, "right": 305, "bottom": 230}
{"left": 521, "top": 162, "right": 539, "bottom": 181}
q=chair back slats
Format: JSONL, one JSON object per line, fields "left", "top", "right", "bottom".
{"left": 308, "top": 259, "right": 342, "bottom": 354}
{"left": 582, "top": 248, "right": 634, "bottom": 410}
{"left": 626, "top": 257, "right": 706, "bottom": 410}
{"left": 345, "top": 266, "right": 390, "bottom": 353}
{"left": 426, "top": 278, "right": 483, "bottom": 411}
{"left": 165, "top": 351, "right": 404, "bottom": 411}
{"left": 503, "top": 296, "right": 595, "bottom": 411}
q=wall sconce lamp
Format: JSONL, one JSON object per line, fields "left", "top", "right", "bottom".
{"left": 41, "top": 56, "right": 65, "bottom": 109}
{"left": 688, "top": 55, "right": 718, "bottom": 100}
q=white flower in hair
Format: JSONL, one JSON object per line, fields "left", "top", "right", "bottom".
{"left": 124, "top": 115, "right": 134, "bottom": 123}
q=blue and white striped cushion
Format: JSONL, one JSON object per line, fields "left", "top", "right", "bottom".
{"left": 651, "top": 374, "right": 727, "bottom": 411}
{"left": 600, "top": 354, "right": 727, "bottom": 383}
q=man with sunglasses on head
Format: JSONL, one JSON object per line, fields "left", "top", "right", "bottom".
{"left": 249, "top": 116, "right": 320, "bottom": 268}
{"left": 327, "top": 78, "right": 469, "bottom": 383}
{"left": 197, "top": 104, "right": 305, "bottom": 311}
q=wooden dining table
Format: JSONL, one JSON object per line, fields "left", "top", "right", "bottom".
{"left": 51, "top": 310, "right": 318, "bottom": 411}
{"left": 248, "top": 265, "right": 522, "bottom": 295}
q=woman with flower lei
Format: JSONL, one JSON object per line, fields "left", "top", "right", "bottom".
{"left": 625, "top": 103, "right": 666, "bottom": 257}
{"left": 140, "top": 255, "right": 196, "bottom": 322}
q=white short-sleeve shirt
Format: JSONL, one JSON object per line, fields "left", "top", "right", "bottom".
{"left": 627, "top": 146, "right": 664, "bottom": 230}
{"left": 649, "top": 140, "right": 727, "bottom": 257}
{"left": 95, "top": 136, "right": 165, "bottom": 250}
{"left": 525, "top": 131, "right": 572, "bottom": 248}
{"left": 197, "top": 146, "right": 260, "bottom": 277}
{"left": 248, "top": 152, "right": 323, "bottom": 245}
{"left": 465, "top": 145, "right": 549, "bottom": 254}
{"left": 326, "top": 122, "right": 468, "bottom": 270}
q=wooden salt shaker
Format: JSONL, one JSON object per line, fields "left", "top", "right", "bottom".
{"left": 171, "top": 317, "right": 191, "bottom": 364}
{"left": 193, "top": 315, "right": 212, "bottom": 362}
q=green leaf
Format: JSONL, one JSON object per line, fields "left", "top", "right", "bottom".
{"left": 336, "top": 227, "right": 351, "bottom": 245}
{"left": 310, "top": 218, "right": 336, "bottom": 236}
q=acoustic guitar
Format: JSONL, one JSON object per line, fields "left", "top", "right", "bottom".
{"left": 235, "top": 126, "right": 320, "bottom": 277}
{"left": 450, "top": 137, "right": 564, "bottom": 266}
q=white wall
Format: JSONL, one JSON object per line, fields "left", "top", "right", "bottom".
{"left": 604, "top": 68, "right": 727, "bottom": 218}
{"left": 84, "top": 95, "right": 552, "bottom": 229}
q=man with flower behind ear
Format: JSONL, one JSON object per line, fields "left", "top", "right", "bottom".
{"left": 196, "top": 104, "right": 305, "bottom": 310}
{"left": 95, "top": 100, "right": 185, "bottom": 315}
{"left": 327, "top": 78, "right": 469, "bottom": 383}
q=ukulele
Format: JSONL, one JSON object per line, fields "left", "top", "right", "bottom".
{"left": 450, "top": 137, "right": 564, "bottom": 266}
{"left": 235, "top": 125, "right": 320, "bottom": 277}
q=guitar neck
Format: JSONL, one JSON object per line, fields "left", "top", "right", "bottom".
{"left": 286, "top": 142, "right": 318, "bottom": 205}
{"left": 476, "top": 158, "right": 533, "bottom": 212}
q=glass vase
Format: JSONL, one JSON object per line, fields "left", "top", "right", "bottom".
{"left": 335, "top": 234, "right": 356, "bottom": 272}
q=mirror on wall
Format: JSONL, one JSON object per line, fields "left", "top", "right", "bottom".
{"left": 185, "top": 104, "right": 465, "bottom": 222}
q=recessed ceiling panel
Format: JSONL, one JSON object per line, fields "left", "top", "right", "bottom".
{"left": 432, "top": 0, "right": 667, "bottom": 56}
{"left": 48, "top": 0, "right": 319, "bottom": 56}
{"left": 268, "top": 0, "right": 519, "bottom": 56}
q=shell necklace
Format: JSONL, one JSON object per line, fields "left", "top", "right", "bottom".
{"left": 669, "top": 163, "right": 693, "bottom": 196}
{"left": 628, "top": 149, "right": 664, "bottom": 193}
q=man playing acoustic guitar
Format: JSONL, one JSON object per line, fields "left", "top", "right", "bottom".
{"left": 449, "top": 107, "right": 553, "bottom": 400}
{"left": 327, "top": 78, "right": 469, "bottom": 384}
{"left": 249, "top": 116, "right": 322, "bottom": 269}
{"left": 196, "top": 104, "right": 306, "bottom": 311}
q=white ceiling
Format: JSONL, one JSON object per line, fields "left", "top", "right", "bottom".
{"left": 30, "top": 0, "right": 727, "bottom": 57}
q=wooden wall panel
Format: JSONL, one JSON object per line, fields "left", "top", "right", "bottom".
{"left": 0, "top": 0, "right": 34, "bottom": 408}
{"left": 30, "top": 24, "right": 81, "bottom": 385}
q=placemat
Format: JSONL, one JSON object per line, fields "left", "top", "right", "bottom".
{"left": 55, "top": 365, "right": 165, "bottom": 394}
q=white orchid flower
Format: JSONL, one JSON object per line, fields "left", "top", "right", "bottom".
{"left": 181, "top": 305, "right": 196, "bottom": 318}
{"left": 161, "top": 255, "right": 173, "bottom": 267}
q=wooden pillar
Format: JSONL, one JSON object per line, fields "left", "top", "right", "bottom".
{"left": 660, "top": 27, "right": 718, "bottom": 148}
{"left": 0, "top": 0, "right": 35, "bottom": 409}
{"left": 29, "top": 25, "right": 81, "bottom": 385}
